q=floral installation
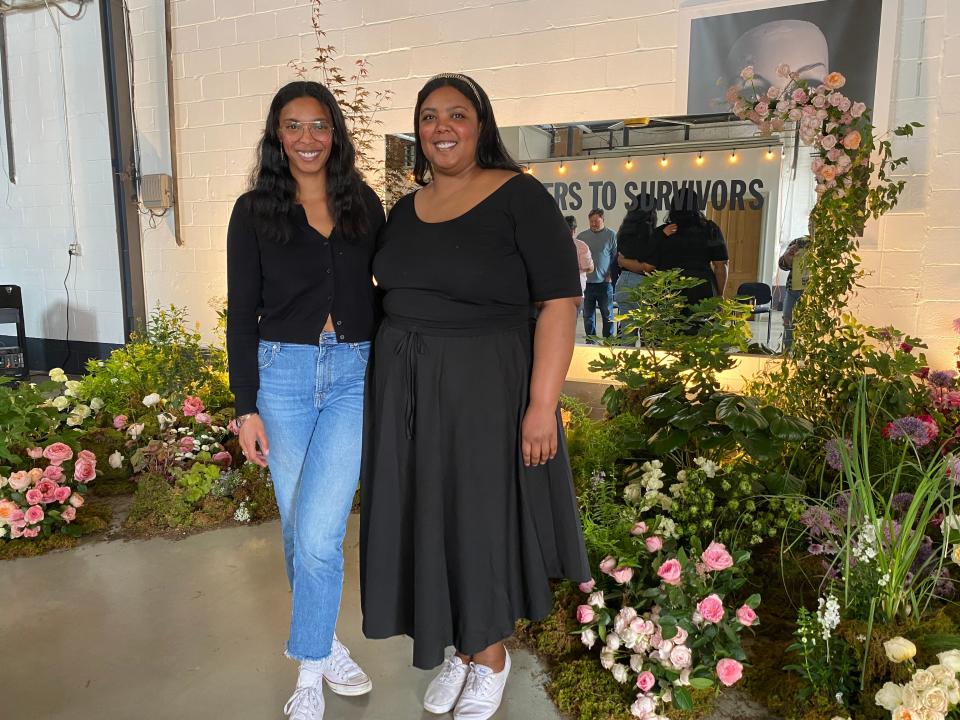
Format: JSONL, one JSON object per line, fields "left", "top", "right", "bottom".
{"left": 874, "top": 646, "right": 960, "bottom": 720}
{"left": 0, "top": 442, "right": 95, "bottom": 540}
{"left": 575, "top": 530, "right": 757, "bottom": 718}
{"left": 43, "top": 368, "right": 105, "bottom": 429}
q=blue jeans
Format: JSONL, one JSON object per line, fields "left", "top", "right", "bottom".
{"left": 614, "top": 271, "right": 645, "bottom": 337}
{"left": 583, "top": 282, "right": 615, "bottom": 340}
{"left": 782, "top": 288, "right": 803, "bottom": 352}
{"left": 256, "top": 333, "right": 369, "bottom": 661}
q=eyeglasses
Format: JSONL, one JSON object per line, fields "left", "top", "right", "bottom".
{"left": 280, "top": 120, "right": 333, "bottom": 139}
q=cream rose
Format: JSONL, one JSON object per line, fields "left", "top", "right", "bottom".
{"left": 937, "top": 649, "right": 960, "bottom": 673}
{"left": 885, "top": 637, "right": 918, "bottom": 663}
{"left": 921, "top": 687, "right": 948, "bottom": 713}
{"left": 912, "top": 670, "right": 935, "bottom": 691}
{"left": 876, "top": 682, "right": 905, "bottom": 712}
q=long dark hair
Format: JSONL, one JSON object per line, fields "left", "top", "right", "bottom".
{"left": 620, "top": 194, "right": 657, "bottom": 238}
{"left": 412, "top": 74, "right": 521, "bottom": 185}
{"left": 667, "top": 188, "right": 709, "bottom": 229}
{"left": 245, "top": 81, "right": 367, "bottom": 243}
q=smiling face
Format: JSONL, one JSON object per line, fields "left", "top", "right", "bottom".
{"left": 278, "top": 95, "right": 334, "bottom": 180}
{"left": 417, "top": 85, "right": 480, "bottom": 178}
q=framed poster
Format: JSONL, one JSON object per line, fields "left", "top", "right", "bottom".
{"left": 677, "top": 0, "right": 900, "bottom": 133}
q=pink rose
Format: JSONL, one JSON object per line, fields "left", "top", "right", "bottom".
{"left": 74, "top": 458, "right": 97, "bottom": 484}
{"left": 820, "top": 134, "right": 837, "bottom": 150}
{"left": 194, "top": 412, "right": 212, "bottom": 425}
{"left": 69, "top": 493, "right": 85, "bottom": 508}
{"left": 24, "top": 505, "right": 44, "bottom": 525}
{"left": 78, "top": 450, "right": 96, "bottom": 465}
{"left": 599, "top": 555, "right": 617, "bottom": 574}
{"left": 182, "top": 396, "right": 204, "bottom": 417}
{"left": 736, "top": 605, "right": 758, "bottom": 626}
{"left": 766, "top": 85, "right": 780, "bottom": 100}
{"left": 697, "top": 594, "right": 725, "bottom": 624}
{"left": 21, "top": 526, "right": 39, "bottom": 538}
{"left": 36, "top": 479, "right": 59, "bottom": 503}
{"left": 824, "top": 71, "right": 846, "bottom": 89}
{"left": 701, "top": 542, "right": 734, "bottom": 571}
{"left": 645, "top": 536, "right": 663, "bottom": 553}
{"left": 25, "top": 488, "right": 43, "bottom": 505}
{"left": 179, "top": 436, "right": 196, "bottom": 453}
{"left": 670, "top": 645, "right": 693, "bottom": 669}
{"left": 636, "top": 671, "right": 656, "bottom": 693}
{"left": 212, "top": 451, "right": 232, "bottom": 466}
{"left": 610, "top": 566, "right": 634, "bottom": 585}
{"left": 630, "top": 521, "right": 647, "bottom": 536}
{"left": 113, "top": 414, "right": 128, "bottom": 430}
{"left": 791, "top": 88, "right": 808, "bottom": 103}
{"left": 673, "top": 626, "right": 689, "bottom": 645}
{"left": 43, "top": 464, "right": 64, "bottom": 482}
{"left": 716, "top": 658, "right": 743, "bottom": 687}
{"left": 61, "top": 506, "right": 77, "bottom": 523}
{"left": 54, "top": 486, "right": 72, "bottom": 504}
{"left": 43, "top": 442, "right": 74, "bottom": 465}
{"left": 820, "top": 165, "right": 837, "bottom": 182}
{"left": 576, "top": 604, "right": 595, "bottom": 624}
{"left": 657, "top": 558, "right": 682, "bottom": 586}
{"left": 755, "top": 101, "right": 769, "bottom": 115}
{"left": 851, "top": 101, "right": 867, "bottom": 118}
{"left": 578, "top": 579, "right": 596, "bottom": 593}
{"left": 26, "top": 447, "right": 43, "bottom": 459}
{"left": 0, "top": 499, "right": 20, "bottom": 524}
{"left": 8, "top": 471, "right": 31, "bottom": 491}
{"left": 842, "top": 130, "right": 862, "bottom": 150}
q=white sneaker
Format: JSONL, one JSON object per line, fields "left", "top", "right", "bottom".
{"left": 284, "top": 666, "right": 325, "bottom": 720}
{"left": 322, "top": 636, "right": 373, "bottom": 696}
{"left": 424, "top": 654, "right": 471, "bottom": 714}
{"left": 454, "top": 649, "right": 511, "bottom": 720}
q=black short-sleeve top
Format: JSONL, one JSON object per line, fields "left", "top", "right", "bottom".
{"left": 373, "top": 173, "right": 581, "bottom": 329}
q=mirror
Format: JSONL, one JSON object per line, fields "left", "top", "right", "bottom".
{"left": 384, "top": 115, "right": 817, "bottom": 355}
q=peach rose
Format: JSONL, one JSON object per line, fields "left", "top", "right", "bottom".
{"left": 701, "top": 542, "right": 734, "bottom": 571}
{"left": 820, "top": 165, "right": 837, "bottom": 182}
{"left": 43, "top": 442, "right": 74, "bottom": 465}
{"left": 697, "top": 594, "right": 725, "bottom": 624}
{"left": 74, "top": 458, "right": 97, "bottom": 484}
{"left": 8, "top": 471, "right": 31, "bottom": 491}
{"left": 61, "top": 506, "right": 77, "bottom": 523}
{"left": 716, "top": 658, "right": 743, "bottom": 687}
{"left": 842, "top": 130, "right": 862, "bottom": 150}
{"left": 824, "top": 71, "right": 846, "bottom": 89}
{"left": 27, "top": 467, "right": 43, "bottom": 484}
{"left": 69, "top": 493, "right": 85, "bottom": 508}
{"left": 0, "top": 499, "right": 20, "bottom": 524}
{"left": 657, "top": 558, "right": 682, "bottom": 585}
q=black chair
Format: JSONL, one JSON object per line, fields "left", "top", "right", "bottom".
{"left": 736, "top": 281, "right": 772, "bottom": 345}
{"left": 0, "top": 285, "right": 28, "bottom": 379}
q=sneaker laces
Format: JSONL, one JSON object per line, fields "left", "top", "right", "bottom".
{"left": 464, "top": 663, "right": 496, "bottom": 697}
{"left": 326, "top": 642, "right": 363, "bottom": 681}
{"left": 436, "top": 657, "right": 467, "bottom": 686}
{"left": 283, "top": 685, "right": 323, "bottom": 720}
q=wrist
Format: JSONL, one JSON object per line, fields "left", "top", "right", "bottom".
{"left": 235, "top": 412, "right": 258, "bottom": 429}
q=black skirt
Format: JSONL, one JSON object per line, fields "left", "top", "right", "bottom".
{"left": 359, "top": 318, "right": 591, "bottom": 670}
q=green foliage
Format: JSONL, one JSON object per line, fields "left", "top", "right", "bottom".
{"left": 79, "top": 305, "right": 232, "bottom": 417}
{"left": 0, "top": 378, "right": 72, "bottom": 470}
{"left": 124, "top": 473, "right": 195, "bottom": 531}
{"left": 784, "top": 606, "right": 860, "bottom": 706}
{"left": 174, "top": 459, "right": 222, "bottom": 505}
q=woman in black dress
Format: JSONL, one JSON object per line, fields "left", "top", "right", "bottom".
{"left": 656, "top": 189, "right": 729, "bottom": 304}
{"left": 614, "top": 195, "right": 659, "bottom": 338}
{"left": 360, "top": 73, "right": 590, "bottom": 720}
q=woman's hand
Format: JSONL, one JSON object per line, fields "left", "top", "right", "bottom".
{"left": 663, "top": 223, "right": 678, "bottom": 237}
{"left": 238, "top": 414, "right": 270, "bottom": 468}
{"left": 521, "top": 404, "right": 558, "bottom": 467}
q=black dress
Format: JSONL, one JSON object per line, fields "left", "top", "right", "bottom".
{"left": 359, "top": 173, "right": 591, "bottom": 670}
{"left": 654, "top": 218, "right": 728, "bottom": 304}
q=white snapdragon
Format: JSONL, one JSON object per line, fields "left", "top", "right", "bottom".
{"left": 816, "top": 594, "right": 841, "bottom": 641}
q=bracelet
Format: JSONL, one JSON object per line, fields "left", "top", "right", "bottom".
{"left": 235, "top": 412, "right": 257, "bottom": 429}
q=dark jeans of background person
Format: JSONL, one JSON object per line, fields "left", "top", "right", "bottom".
{"left": 782, "top": 287, "right": 803, "bottom": 352}
{"left": 583, "top": 281, "right": 615, "bottom": 341}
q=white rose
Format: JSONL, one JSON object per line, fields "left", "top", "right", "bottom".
{"left": 901, "top": 686, "right": 921, "bottom": 709}
{"left": 876, "top": 682, "right": 905, "bottom": 712}
{"left": 929, "top": 665, "right": 953, "bottom": 683}
{"left": 75, "top": 404, "right": 91, "bottom": 419}
{"left": 885, "top": 637, "right": 918, "bottom": 664}
{"left": 944, "top": 515, "right": 960, "bottom": 532}
{"left": 580, "top": 628, "right": 597, "bottom": 649}
{"left": 0, "top": 526, "right": 6, "bottom": 538}
{"left": 611, "top": 663, "right": 629, "bottom": 684}
{"left": 65, "top": 379, "right": 81, "bottom": 391}
{"left": 52, "top": 396, "right": 70, "bottom": 411}
{"left": 49, "top": 367, "right": 67, "bottom": 383}
{"left": 922, "top": 687, "right": 949, "bottom": 714}
{"left": 66, "top": 414, "right": 82, "bottom": 427}
{"left": 128, "top": 423, "right": 145, "bottom": 439}
{"left": 913, "top": 670, "right": 935, "bottom": 691}
{"left": 942, "top": 678, "right": 960, "bottom": 704}
{"left": 606, "top": 632, "right": 622, "bottom": 651}
{"left": 90, "top": 398, "right": 104, "bottom": 411}
{"left": 588, "top": 591, "right": 605, "bottom": 609}
{"left": 630, "top": 653, "right": 645, "bottom": 673}
{"left": 670, "top": 645, "right": 693, "bottom": 669}
{"left": 630, "top": 695, "right": 657, "bottom": 718}
{"left": 142, "top": 393, "right": 161, "bottom": 407}
{"left": 620, "top": 627, "right": 640, "bottom": 650}
{"left": 624, "top": 483, "right": 644, "bottom": 504}
{"left": 675, "top": 668, "right": 692, "bottom": 686}
{"left": 108, "top": 451, "right": 124, "bottom": 469}
{"left": 937, "top": 650, "right": 960, "bottom": 674}
{"left": 600, "top": 647, "right": 615, "bottom": 670}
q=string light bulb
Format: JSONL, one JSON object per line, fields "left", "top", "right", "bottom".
{"left": 695, "top": 151, "right": 704, "bottom": 166}
{"left": 559, "top": 161, "right": 567, "bottom": 175}
{"left": 729, "top": 150, "right": 738, "bottom": 163}
{"left": 591, "top": 159, "right": 599, "bottom": 172}
{"left": 659, "top": 153, "right": 668, "bottom": 168}
{"left": 625, "top": 157, "right": 633, "bottom": 169}
{"left": 765, "top": 146, "right": 775, "bottom": 160}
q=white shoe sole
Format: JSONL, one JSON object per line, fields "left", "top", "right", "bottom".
{"left": 324, "top": 677, "right": 373, "bottom": 696}
{"left": 424, "top": 697, "right": 460, "bottom": 714}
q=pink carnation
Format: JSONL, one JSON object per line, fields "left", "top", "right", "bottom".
{"left": 701, "top": 542, "right": 734, "bottom": 571}
{"left": 736, "top": 605, "right": 758, "bottom": 626}
{"left": 657, "top": 558, "right": 682, "bottom": 586}
{"left": 61, "top": 506, "right": 77, "bottom": 523}
{"left": 43, "top": 442, "right": 73, "bottom": 465}
{"left": 74, "top": 458, "right": 97, "bottom": 484}
{"left": 24, "top": 505, "right": 44, "bottom": 525}
{"left": 26, "top": 447, "right": 43, "bottom": 460}
{"left": 697, "top": 594, "right": 725, "bottom": 624}
{"left": 717, "top": 658, "right": 744, "bottom": 687}
{"left": 113, "top": 414, "right": 128, "bottom": 430}
{"left": 182, "top": 396, "right": 204, "bottom": 417}
{"left": 576, "top": 605, "right": 595, "bottom": 624}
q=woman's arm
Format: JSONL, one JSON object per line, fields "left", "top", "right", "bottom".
{"left": 523, "top": 297, "right": 579, "bottom": 467}
{"left": 711, "top": 260, "right": 728, "bottom": 296}
{"left": 617, "top": 253, "right": 655, "bottom": 274}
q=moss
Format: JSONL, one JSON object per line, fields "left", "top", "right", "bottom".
{"left": 0, "top": 533, "right": 79, "bottom": 560}
{"left": 549, "top": 656, "right": 637, "bottom": 720}
{"left": 231, "top": 464, "right": 278, "bottom": 521}
{"left": 192, "top": 495, "right": 235, "bottom": 527}
{"left": 77, "top": 428, "right": 129, "bottom": 482}
{"left": 89, "top": 477, "right": 137, "bottom": 497}
{"left": 124, "top": 473, "right": 194, "bottom": 531}
{"left": 75, "top": 498, "right": 113, "bottom": 535}
{"left": 516, "top": 582, "right": 583, "bottom": 662}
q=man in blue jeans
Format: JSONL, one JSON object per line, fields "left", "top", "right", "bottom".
{"left": 577, "top": 208, "right": 617, "bottom": 341}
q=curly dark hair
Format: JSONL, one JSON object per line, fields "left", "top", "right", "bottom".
{"left": 244, "top": 81, "right": 367, "bottom": 243}
{"left": 412, "top": 74, "right": 520, "bottom": 185}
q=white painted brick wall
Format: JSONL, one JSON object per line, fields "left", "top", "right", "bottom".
{"left": 119, "top": 0, "right": 960, "bottom": 368}
{"left": 0, "top": 1, "right": 125, "bottom": 346}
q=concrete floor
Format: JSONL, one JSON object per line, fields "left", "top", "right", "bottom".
{"left": 2, "top": 516, "right": 562, "bottom": 720}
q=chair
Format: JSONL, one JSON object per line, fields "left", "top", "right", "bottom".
{"left": 0, "top": 285, "right": 29, "bottom": 379}
{"left": 736, "top": 282, "right": 772, "bottom": 346}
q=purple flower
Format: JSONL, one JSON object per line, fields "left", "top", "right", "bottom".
{"left": 891, "top": 492, "right": 915, "bottom": 517}
{"left": 948, "top": 455, "right": 960, "bottom": 485}
{"left": 808, "top": 543, "right": 825, "bottom": 556}
{"left": 882, "top": 416, "right": 938, "bottom": 447}
{"left": 936, "top": 568, "right": 956, "bottom": 599}
{"left": 928, "top": 370, "right": 958, "bottom": 389}
{"left": 801, "top": 506, "right": 838, "bottom": 537}
{"left": 825, "top": 438, "right": 852, "bottom": 471}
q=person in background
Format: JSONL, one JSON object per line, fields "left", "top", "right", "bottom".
{"left": 577, "top": 208, "right": 617, "bottom": 341}
{"left": 614, "top": 196, "right": 658, "bottom": 337}
{"left": 655, "top": 189, "right": 728, "bottom": 305}
{"left": 565, "top": 215, "right": 594, "bottom": 307}
{"left": 778, "top": 218, "right": 813, "bottom": 352}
